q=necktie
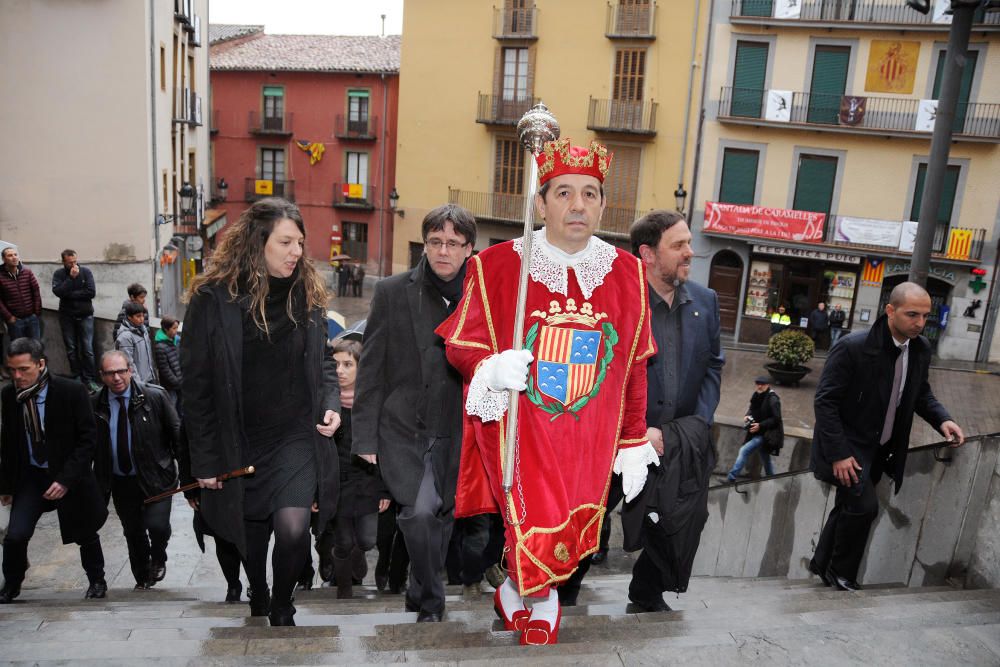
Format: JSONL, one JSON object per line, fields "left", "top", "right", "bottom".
{"left": 880, "top": 348, "right": 904, "bottom": 445}
{"left": 117, "top": 396, "right": 132, "bottom": 474}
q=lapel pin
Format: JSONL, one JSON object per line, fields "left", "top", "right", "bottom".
{"left": 694, "top": 311, "right": 700, "bottom": 317}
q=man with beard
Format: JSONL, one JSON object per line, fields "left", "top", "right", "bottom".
{"left": 618, "top": 210, "right": 724, "bottom": 611}
{"left": 352, "top": 204, "right": 477, "bottom": 623}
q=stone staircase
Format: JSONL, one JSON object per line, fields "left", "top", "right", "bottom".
{"left": 1, "top": 573, "right": 998, "bottom": 665}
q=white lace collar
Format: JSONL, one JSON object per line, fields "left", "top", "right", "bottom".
{"left": 512, "top": 229, "right": 617, "bottom": 299}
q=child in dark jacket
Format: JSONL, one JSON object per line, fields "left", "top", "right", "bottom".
{"left": 153, "top": 316, "right": 182, "bottom": 413}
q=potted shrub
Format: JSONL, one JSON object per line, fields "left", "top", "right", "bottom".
{"left": 765, "top": 329, "right": 815, "bottom": 386}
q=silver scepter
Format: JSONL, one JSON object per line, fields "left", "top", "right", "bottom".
{"left": 502, "top": 103, "right": 560, "bottom": 497}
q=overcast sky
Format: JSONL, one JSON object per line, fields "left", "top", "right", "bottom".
{"left": 209, "top": 0, "right": 404, "bottom": 35}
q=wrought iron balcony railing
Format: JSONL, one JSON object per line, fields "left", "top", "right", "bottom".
{"left": 606, "top": 2, "right": 656, "bottom": 38}
{"left": 493, "top": 6, "right": 538, "bottom": 39}
{"left": 730, "top": 0, "right": 1000, "bottom": 27}
{"left": 333, "top": 183, "right": 376, "bottom": 210}
{"left": 476, "top": 93, "right": 539, "bottom": 126}
{"left": 248, "top": 110, "right": 294, "bottom": 135}
{"left": 244, "top": 177, "right": 295, "bottom": 202}
{"left": 334, "top": 114, "right": 379, "bottom": 140}
{"left": 718, "top": 87, "right": 1000, "bottom": 141}
{"left": 587, "top": 98, "right": 658, "bottom": 135}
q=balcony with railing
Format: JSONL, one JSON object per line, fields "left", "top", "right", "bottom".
{"left": 606, "top": 2, "right": 656, "bottom": 39}
{"left": 249, "top": 110, "right": 294, "bottom": 135}
{"left": 334, "top": 114, "right": 379, "bottom": 141}
{"left": 600, "top": 206, "right": 640, "bottom": 237}
{"left": 477, "top": 93, "right": 539, "bottom": 126}
{"left": 717, "top": 87, "right": 1000, "bottom": 142}
{"left": 729, "top": 0, "right": 1000, "bottom": 29}
{"left": 493, "top": 6, "right": 538, "bottom": 39}
{"left": 333, "top": 183, "right": 376, "bottom": 210}
{"left": 824, "top": 217, "right": 986, "bottom": 261}
{"left": 244, "top": 177, "right": 295, "bottom": 202}
{"left": 587, "top": 98, "right": 658, "bottom": 136}
{"left": 448, "top": 188, "right": 526, "bottom": 225}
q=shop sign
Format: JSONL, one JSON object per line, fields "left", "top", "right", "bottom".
{"left": 705, "top": 202, "right": 825, "bottom": 243}
{"left": 753, "top": 244, "right": 860, "bottom": 264}
{"left": 884, "top": 261, "right": 957, "bottom": 284}
{"left": 834, "top": 217, "right": 902, "bottom": 248}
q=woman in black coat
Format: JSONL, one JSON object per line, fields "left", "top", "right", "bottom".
{"left": 181, "top": 198, "right": 340, "bottom": 627}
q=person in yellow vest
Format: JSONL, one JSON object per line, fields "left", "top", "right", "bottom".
{"left": 770, "top": 305, "right": 791, "bottom": 336}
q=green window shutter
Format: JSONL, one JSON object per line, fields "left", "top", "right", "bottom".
{"left": 807, "top": 46, "right": 850, "bottom": 124}
{"left": 932, "top": 50, "right": 978, "bottom": 133}
{"left": 347, "top": 90, "right": 369, "bottom": 98}
{"left": 718, "top": 149, "right": 759, "bottom": 205}
{"left": 263, "top": 86, "right": 284, "bottom": 97}
{"left": 793, "top": 154, "right": 838, "bottom": 215}
{"left": 731, "top": 41, "right": 768, "bottom": 118}
{"left": 910, "top": 163, "right": 960, "bottom": 225}
{"left": 739, "top": 0, "right": 773, "bottom": 17}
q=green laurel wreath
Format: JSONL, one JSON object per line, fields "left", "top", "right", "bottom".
{"left": 524, "top": 321, "right": 618, "bottom": 422}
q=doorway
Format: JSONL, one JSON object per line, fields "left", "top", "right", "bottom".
{"left": 709, "top": 250, "right": 743, "bottom": 334}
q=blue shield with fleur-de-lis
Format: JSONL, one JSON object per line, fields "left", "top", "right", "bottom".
{"left": 534, "top": 326, "right": 602, "bottom": 406}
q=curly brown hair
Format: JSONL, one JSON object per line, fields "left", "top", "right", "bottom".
{"left": 185, "top": 198, "right": 328, "bottom": 333}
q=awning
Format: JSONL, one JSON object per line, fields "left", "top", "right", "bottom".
{"left": 202, "top": 208, "right": 227, "bottom": 239}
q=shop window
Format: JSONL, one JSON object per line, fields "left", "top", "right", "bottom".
{"left": 792, "top": 154, "right": 838, "bottom": 215}
{"left": 718, "top": 148, "right": 759, "bottom": 205}
{"left": 731, "top": 41, "right": 768, "bottom": 118}
{"left": 744, "top": 260, "right": 783, "bottom": 318}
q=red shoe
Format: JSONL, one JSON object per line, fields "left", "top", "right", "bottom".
{"left": 493, "top": 586, "right": 529, "bottom": 631}
{"left": 519, "top": 605, "right": 561, "bottom": 646}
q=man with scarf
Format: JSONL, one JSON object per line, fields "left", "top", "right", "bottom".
{"left": 0, "top": 338, "right": 108, "bottom": 602}
{"left": 352, "top": 203, "right": 477, "bottom": 622}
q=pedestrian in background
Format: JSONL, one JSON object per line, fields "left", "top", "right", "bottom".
{"left": 153, "top": 316, "right": 183, "bottom": 412}
{"left": 113, "top": 283, "right": 149, "bottom": 340}
{"left": 52, "top": 249, "right": 98, "bottom": 393}
{"left": 829, "top": 303, "right": 846, "bottom": 346}
{"left": 727, "top": 376, "right": 783, "bottom": 481}
{"left": 808, "top": 301, "right": 830, "bottom": 349}
{"left": 351, "top": 263, "right": 365, "bottom": 297}
{"left": 337, "top": 262, "right": 351, "bottom": 298}
{"left": 0, "top": 247, "right": 42, "bottom": 344}
{"left": 116, "top": 302, "right": 157, "bottom": 384}
{"left": 181, "top": 197, "right": 341, "bottom": 627}
{"left": 770, "top": 305, "right": 791, "bottom": 336}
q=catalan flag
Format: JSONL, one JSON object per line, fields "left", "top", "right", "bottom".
{"left": 862, "top": 259, "right": 884, "bottom": 286}
{"left": 946, "top": 229, "right": 973, "bottom": 260}
{"left": 295, "top": 140, "right": 326, "bottom": 165}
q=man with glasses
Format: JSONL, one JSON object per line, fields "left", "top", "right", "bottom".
{"left": 353, "top": 203, "right": 477, "bottom": 622}
{"left": 93, "top": 351, "right": 181, "bottom": 590}
{"left": 0, "top": 337, "right": 108, "bottom": 603}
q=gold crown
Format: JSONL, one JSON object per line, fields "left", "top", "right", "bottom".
{"left": 536, "top": 138, "right": 612, "bottom": 185}
{"left": 530, "top": 298, "right": 607, "bottom": 328}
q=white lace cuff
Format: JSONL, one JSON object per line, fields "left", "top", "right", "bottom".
{"left": 466, "top": 360, "right": 510, "bottom": 423}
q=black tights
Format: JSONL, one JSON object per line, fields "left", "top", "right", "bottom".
{"left": 245, "top": 507, "right": 312, "bottom": 608}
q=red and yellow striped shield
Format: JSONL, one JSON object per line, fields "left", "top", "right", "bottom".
{"left": 534, "top": 326, "right": 602, "bottom": 406}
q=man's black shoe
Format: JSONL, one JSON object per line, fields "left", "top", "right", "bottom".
{"left": 0, "top": 585, "right": 21, "bottom": 603}
{"left": 808, "top": 559, "right": 832, "bottom": 587}
{"left": 225, "top": 584, "right": 242, "bottom": 603}
{"left": 828, "top": 567, "right": 862, "bottom": 592}
{"left": 268, "top": 603, "right": 296, "bottom": 627}
{"left": 148, "top": 560, "right": 166, "bottom": 583}
{"left": 626, "top": 595, "right": 672, "bottom": 613}
{"left": 249, "top": 587, "right": 271, "bottom": 616}
{"left": 591, "top": 549, "right": 608, "bottom": 565}
{"left": 416, "top": 610, "right": 442, "bottom": 622}
{"left": 85, "top": 579, "right": 107, "bottom": 599}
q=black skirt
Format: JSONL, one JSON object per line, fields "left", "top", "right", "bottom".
{"left": 242, "top": 423, "right": 316, "bottom": 520}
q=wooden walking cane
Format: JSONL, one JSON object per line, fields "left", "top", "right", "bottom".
{"left": 143, "top": 465, "right": 256, "bottom": 504}
{"left": 502, "top": 104, "right": 560, "bottom": 503}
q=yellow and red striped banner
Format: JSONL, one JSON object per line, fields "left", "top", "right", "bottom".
{"left": 946, "top": 229, "right": 973, "bottom": 260}
{"left": 862, "top": 259, "right": 884, "bottom": 286}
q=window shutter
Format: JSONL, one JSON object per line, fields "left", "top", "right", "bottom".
{"left": 493, "top": 138, "right": 525, "bottom": 195}
{"left": 807, "top": 46, "right": 850, "bottom": 124}
{"left": 910, "top": 163, "right": 960, "bottom": 225}
{"left": 731, "top": 42, "right": 768, "bottom": 118}
{"left": 792, "top": 154, "right": 838, "bottom": 215}
{"left": 613, "top": 49, "right": 645, "bottom": 102}
{"left": 603, "top": 144, "right": 641, "bottom": 234}
{"left": 933, "top": 49, "right": 978, "bottom": 132}
{"left": 718, "top": 149, "right": 759, "bottom": 205}
{"left": 526, "top": 45, "right": 536, "bottom": 98}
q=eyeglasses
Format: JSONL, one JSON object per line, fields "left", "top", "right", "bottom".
{"left": 425, "top": 239, "right": 469, "bottom": 250}
{"left": 100, "top": 369, "right": 130, "bottom": 377}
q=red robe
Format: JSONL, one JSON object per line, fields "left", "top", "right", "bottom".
{"left": 437, "top": 239, "right": 655, "bottom": 595}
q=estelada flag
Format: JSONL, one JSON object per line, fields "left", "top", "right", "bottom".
{"left": 862, "top": 259, "right": 885, "bottom": 286}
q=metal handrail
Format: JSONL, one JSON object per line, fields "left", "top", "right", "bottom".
{"left": 729, "top": 0, "right": 1000, "bottom": 25}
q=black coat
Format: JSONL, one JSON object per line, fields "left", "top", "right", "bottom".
{"left": 352, "top": 256, "right": 464, "bottom": 510}
{"left": 51, "top": 265, "right": 96, "bottom": 317}
{"left": 0, "top": 375, "right": 108, "bottom": 544}
{"left": 745, "top": 389, "right": 783, "bottom": 454}
{"left": 93, "top": 379, "right": 181, "bottom": 497}
{"left": 812, "top": 315, "right": 951, "bottom": 493}
{"left": 180, "top": 283, "right": 340, "bottom": 552}
{"left": 153, "top": 337, "right": 183, "bottom": 392}
{"left": 333, "top": 408, "right": 389, "bottom": 518}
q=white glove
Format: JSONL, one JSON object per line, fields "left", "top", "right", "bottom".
{"left": 481, "top": 349, "right": 534, "bottom": 392}
{"left": 613, "top": 441, "right": 660, "bottom": 503}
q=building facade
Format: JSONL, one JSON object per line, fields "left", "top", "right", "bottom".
{"left": 392, "top": 0, "right": 708, "bottom": 272}
{"left": 0, "top": 0, "right": 211, "bottom": 319}
{"left": 690, "top": 0, "right": 1000, "bottom": 361}
{"left": 209, "top": 29, "right": 400, "bottom": 275}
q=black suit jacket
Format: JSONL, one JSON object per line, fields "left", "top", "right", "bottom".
{"left": 812, "top": 315, "right": 951, "bottom": 493}
{"left": 352, "top": 256, "right": 464, "bottom": 509}
{"left": 0, "top": 375, "right": 108, "bottom": 543}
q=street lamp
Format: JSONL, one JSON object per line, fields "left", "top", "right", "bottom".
{"left": 215, "top": 177, "right": 228, "bottom": 203}
{"left": 674, "top": 185, "right": 688, "bottom": 214}
{"left": 156, "top": 182, "right": 197, "bottom": 225}
{"left": 388, "top": 186, "right": 404, "bottom": 217}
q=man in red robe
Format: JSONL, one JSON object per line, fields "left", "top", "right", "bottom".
{"left": 437, "top": 138, "right": 658, "bottom": 645}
